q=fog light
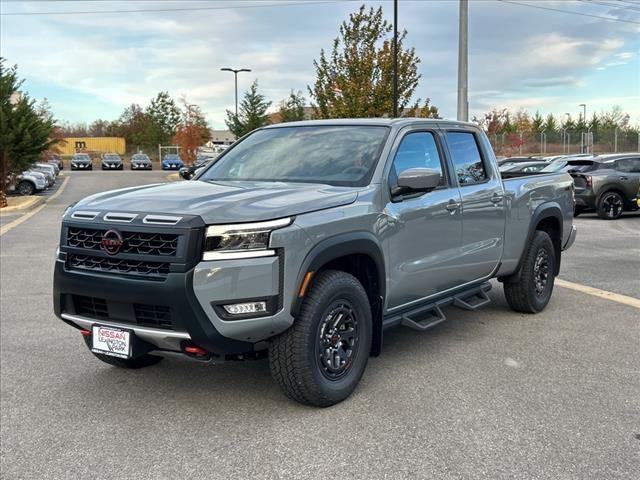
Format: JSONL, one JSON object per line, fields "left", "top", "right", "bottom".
{"left": 223, "top": 302, "right": 267, "bottom": 315}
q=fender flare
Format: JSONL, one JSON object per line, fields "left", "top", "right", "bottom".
{"left": 290, "top": 231, "right": 386, "bottom": 356}
{"left": 509, "top": 202, "right": 564, "bottom": 279}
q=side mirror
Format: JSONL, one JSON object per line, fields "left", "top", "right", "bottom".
{"left": 396, "top": 168, "right": 441, "bottom": 193}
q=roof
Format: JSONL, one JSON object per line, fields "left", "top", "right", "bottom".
{"left": 264, "top": 118, "right": 475, "bottom": 129}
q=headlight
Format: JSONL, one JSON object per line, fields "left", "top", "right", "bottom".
{"left": 203, "top": 217, "right": 292, "bottom": 260}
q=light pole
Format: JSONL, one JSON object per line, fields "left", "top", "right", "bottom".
{"left": 457, "top": 0, "right": 469, "bottom": 121}
{"left": 392, "top": 0, "right": 398, "bottom": 118}
{"left": 579, "top": 104, "right": 587, "bottom": 153}
{"left": 220, "top": 67, "right": 252, "bottom": 117}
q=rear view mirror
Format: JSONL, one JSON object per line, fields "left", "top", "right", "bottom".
{"left": 396, "top": 168, "right": 441, "bottom": 192}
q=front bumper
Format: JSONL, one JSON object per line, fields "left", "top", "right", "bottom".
{"left": 54, "top": 260, "right": 256, "bottom": 356}
{"left": 562, "top": 225, "right": 577, "bottom": 251}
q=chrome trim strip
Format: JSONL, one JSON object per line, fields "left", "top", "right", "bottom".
{"left": 71, "top": 211, "right": 99, "bottom": 220}
{"left": 142, "top": 214, "right": 182, "bottom": 225}
{"left": 202, "top": 249, "right": 276, "bottom": 261}
{"left": 62, "top": 313, "right": 190, "bottom": 350}
{"left": 103, "top": 212, "right": 137, "bottom": 223}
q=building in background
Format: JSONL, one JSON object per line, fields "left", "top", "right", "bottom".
{"left": 59, "top": 137, "right": 126, "bottom": 156}
{"left": 208, "top": 130, "right": 236, "bottom": 146}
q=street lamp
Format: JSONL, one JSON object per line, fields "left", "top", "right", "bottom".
{"left": 579, "top": 103, "right": 586, "bottom": 123}
{"left": 220, "top": 68, "right": 252, "bottom": 117}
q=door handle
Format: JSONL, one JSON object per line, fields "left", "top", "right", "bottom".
{"left": 446, "top": 200, "right": 461, "bottom": 213}
{"left": 490, "top": 194, "right": 504, "bottom": 204}
{"left": 619, "top": 176, "right": 628, "bottom": 181}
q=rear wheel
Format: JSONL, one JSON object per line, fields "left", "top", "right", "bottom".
{"left": 597, "top": 191, "right": 624, "bottom": 220}
{"left": 16, "top": 180, "right": 35, "bottom": 196}
{"left": 269, "top": 270, "right": 372, "bottom": 407}
{"left": 504, "top": 230, "right": 556, "bottom": 313}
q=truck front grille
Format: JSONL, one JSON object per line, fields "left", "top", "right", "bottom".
{"left": 134, "top": 304, "right": 173, "bottom": 330}
{"left": 67, "top": 227, "right": 179, "bottom": 256}
{"left": 70, "top": 296, "right": 174, "bottom": 330}
{"left": 73, "top": 295, "right": 109, "bottom": 319}
{"left": 68, "top": 253, "right": 170, "bottom": 277}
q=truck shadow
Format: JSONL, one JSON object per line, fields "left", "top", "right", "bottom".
{"left": 68, "top": 287, "right": 518, "bottom": 411}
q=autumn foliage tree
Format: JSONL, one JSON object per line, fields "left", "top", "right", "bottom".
{"left": 309, "top": 5, "right": 438, "bottom": 119}
{"left": 172, "top": 99, "right": 210, "bottom": 164}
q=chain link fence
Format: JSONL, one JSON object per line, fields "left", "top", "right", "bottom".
{"left": 488, "top": 129, "right": 640, "bottom": 157}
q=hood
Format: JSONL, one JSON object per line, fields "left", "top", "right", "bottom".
{"left": 73, "top": 180, "right": 359, "bottom": 223}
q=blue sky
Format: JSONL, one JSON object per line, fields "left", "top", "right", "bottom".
{"left": 2, "top": 0, "right": 639, "bottom": 129}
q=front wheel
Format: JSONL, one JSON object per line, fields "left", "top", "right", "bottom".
{"left": 269, "top": 270, "right": 372, "bottom": 407}
{"left": 504, "top": 230, "right": 556, "bottom": 313}
{"left": 16, "top": 180, "right": 35, "bottom": 196}
{"left": 597, "top": 191, "right": 624, "bottom": 220}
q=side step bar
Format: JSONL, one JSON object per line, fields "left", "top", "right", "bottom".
{"left": 383, "top": 282, "right": 492, "bottom": 332}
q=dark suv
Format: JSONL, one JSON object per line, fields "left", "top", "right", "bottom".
{"left": 571, "top": 154, "right": 640, "bottom": 219}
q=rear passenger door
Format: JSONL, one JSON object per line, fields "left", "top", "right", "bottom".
{"left": 443, "top": 130, "right": 506, "bottom": 280}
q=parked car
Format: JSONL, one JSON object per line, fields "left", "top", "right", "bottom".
{"left": 70, "top": 153, "right": 93, "bottom": 170}
{"left": 497, "top": 156, "right": 541, "bottom": 165}
{"left": 541, "top": 157, "right": 601, "bottom": 174}
{"left": 29, "top": 164, "right": 55, "bottom": 187}
{"left": 162, "top": 154, "right": 184, "bottom": 170}
{"left": 12, "top": 171, "right": 47, "bottom": 195}
{"left": 36, "top": 162, "right": 59, "bottom": 176}
{"left": 46, "top": 154, "right": 64, "bottom": 170}
{"left": 571, "top": 154, "right": 640, "bottom": 219}
{"left": 130, "top": 153, "right": 152, "bottom": 170}
{"left": 499, "top": 161, "right": 548, "bottom": 174}
{"left": 54, "top": 119, "right": 576, "bottom": 407}
{"left": 179, "top": 156, "right": 215, "bottom": 180}
{"left": 101, "top": 153, "right": 123, "bottom": 170}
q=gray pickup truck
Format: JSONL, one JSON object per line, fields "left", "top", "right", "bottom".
{"left": 54, "top": 119, "right": 577, "bottom": 406}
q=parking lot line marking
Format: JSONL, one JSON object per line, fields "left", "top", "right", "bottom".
{"left": 0, "top": 175, "right": 70, "bottom": 237}
{"left": 556, "top": 278, "right": 640, "bottom": 310}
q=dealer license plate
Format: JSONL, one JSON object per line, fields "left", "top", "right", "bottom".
{"left": 92, "top": 325, "right": 131, "bottom": 359}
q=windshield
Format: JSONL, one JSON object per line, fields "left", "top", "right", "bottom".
{"left": 132, "top": 155, "right": 148, "bottom": 160}
{"left": 541, "top": 160, "right": 596, "bottom": 173}
{"left": 73, "top": 154, "right": 89, "bottom": 160}
{"left": 200, "top": 125, "right": 390, "bottom": 187}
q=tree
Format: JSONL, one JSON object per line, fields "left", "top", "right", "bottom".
{"left": 1, "top": 59, "right": 56, "bottom": 206}
{"left": 543, "top": 113, "right": 558, "bottom": 133}
{"left": 225, "top": 80, "right": 272, "bottom": 138}
{"left": 309, "top": 5, "right": 433, "bottom": 118}
{"left": 88, "top": 119, "right": 112, "bottom": 137}
{"left": 278, "top": 90, "right": 306, "bottom": 123}
{"left": 531, "top": 111, "right": 544, "bottom": 134}
{"left": 146, "top": 91, "right": 180, "bottom": 147}
{"left": 172, "top": 99, "right": 211, "bottom": 163}
{"left": 114, "top": 103, "right": 151, "bottom": 153}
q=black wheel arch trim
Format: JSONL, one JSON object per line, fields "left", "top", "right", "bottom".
{"left": 290, "top": 231, "right": 386, "bottom": 356}
{"left": 506, "top": 202, "right": 565, "bottom": 280}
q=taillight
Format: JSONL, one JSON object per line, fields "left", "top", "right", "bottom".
{"left": 585, "top": 175, "right": 592, "bottom": 188}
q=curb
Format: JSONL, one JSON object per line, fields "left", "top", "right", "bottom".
{"left": 166, "top": 173, "right": 181, "bottom": 182}
{"left": 0, "top": 176, "right": 70, "bottom": 237}
{"left": 0, "top": 196, "right": 45, "bottom": 214}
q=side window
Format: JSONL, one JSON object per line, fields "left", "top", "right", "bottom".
{"left": 446, "top": 132, "right": 487, "bottom": 186}
{"left": 392, "top": 132, "right": 444, "bottom": 182}
{"left": 616, "top": 158, "right": 640, "bottom": 173}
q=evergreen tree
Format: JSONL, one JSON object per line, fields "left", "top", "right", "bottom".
{"left": 531, "top": 111, "right": 544, "bottom": 134}
{"left": 225, "top": 81, "right": 272, "bottom": 138}
{"left": 1, "top": 59, "right": 56, "bottom": 206}
{"left": 278, "top": 90, "right": 306, "bottom": 123}
{"left": 543, "top": 113, "right": 558, "bottom": 132}
{"left": 146, "top": 91, "right": 181, "bottom": 146}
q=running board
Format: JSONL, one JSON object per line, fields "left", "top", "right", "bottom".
{"left": 383, "top": 282, "right": 492, "bottom": 332}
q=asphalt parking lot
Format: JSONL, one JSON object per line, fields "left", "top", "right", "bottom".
{"left": 1, "top": 171, "right": 638, "bottom": 479}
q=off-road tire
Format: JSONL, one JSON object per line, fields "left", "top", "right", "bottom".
{"left": 597, "top": 191, "right": 624, "bottom": 220}
{"left": 269, "top": 270, "right": 372, "bottom": 407}
{"left": 16, "top": 181, "right": 35, "bottom": 196}
{"left": 504, "top": 230, "right": 556, "bottom": 313}
{"left": 83, "top": 335, "right": 163, "bottom": 369}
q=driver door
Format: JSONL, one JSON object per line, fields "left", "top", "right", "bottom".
{"left": 383, "top": 130, "right": 463, "bottom": 311}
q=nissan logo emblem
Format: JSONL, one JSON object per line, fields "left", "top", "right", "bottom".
{"left": 101, "top": 229, "right": 124, "bottom": 255}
